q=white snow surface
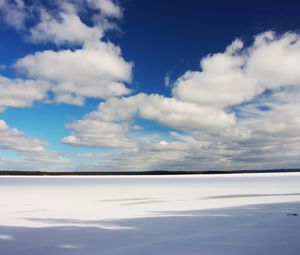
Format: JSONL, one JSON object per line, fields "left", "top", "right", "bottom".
{"left": 0, "top": 173, "right": 300, "bottom": 254}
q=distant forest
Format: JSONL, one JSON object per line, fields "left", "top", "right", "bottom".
{"left": 0, "top": 169, "right": 299, "bottom": 176}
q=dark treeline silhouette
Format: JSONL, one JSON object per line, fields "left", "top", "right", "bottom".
{"left": 0, "top": 169, "right": 299, "bottom": 176}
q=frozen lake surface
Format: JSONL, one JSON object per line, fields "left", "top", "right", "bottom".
{"left": 1, "top": 173, "right": 300, "bottom": 254}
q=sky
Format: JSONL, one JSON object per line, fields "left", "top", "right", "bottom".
{"left": 0, "top": 0, "right": 300, "bottom": 171}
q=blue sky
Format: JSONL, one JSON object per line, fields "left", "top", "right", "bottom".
{"left": 0, "top": 0, "right": 300, "bottom": 171}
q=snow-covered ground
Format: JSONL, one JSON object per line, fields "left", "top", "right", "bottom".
{"left": 0, "top": 173, "right": 300, "bottom": 254}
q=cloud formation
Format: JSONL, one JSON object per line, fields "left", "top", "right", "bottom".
{"left": 64, "top": 31, "right": 300, "bottom": 170}
{"left": 1, "top": 1, "right": 300, "bottom": 171}
{"left": 29, "top": 9, "right": 103, "bottom": 45}
{"left": 0, "top": 119, "right": 45, "bottom": 152}
{"left": 0, "top": 0, "right": 27, "bottom": 29}
{"left": 0, "top": 0, "right": 129, "bottom": 169}
{"left": 1, "top": 0, "right": 132, "bottom": 105}
{"left": 62, "top": 93, "right": 235, "bottom": 148}
{"left": 0, "top": 0, "right": 122, "bottom": 31}
{"left": 16, "top": 42, "right": 132, "bottom": 105}
{"left": 0, "top": 119, "right": 70, "bottom": 169}
{"left": 0, "top": 76, "right": 49, "bottom": 111}
{"left": 173, "top": 32, "right": 300, "bottom": 107}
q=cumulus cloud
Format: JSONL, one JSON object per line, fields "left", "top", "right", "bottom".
{"left": 0, "top": 0, "right": 132, "bottom": 106}
{"left": 29, "top": 10, "right": 103, "bottom": 45}
{"left": 87, "top": 0, "right": 122, "bottom": 18}
{"left": 69, "top": 133, "right": 237, "bottom": 172}
{"left": 100, "top": 88, "right": 300, "bottom": 171}
{"left": 62, "top": 119, "right": 134, "bottom": 148}
{"left": 0, "top": 76, "right": 49, "bottom": 111}
{"left": 0, "top": 120, "right": 71, "bottom": 169}
{"left": 25, "top": 0, "right": 122, "bottom": 45}
{"left": 246, "top": 32, "right": 300, "bottom": 87}
{"left": 0, "top": 0, "right": 27, "bottom": 29}
{"left": 173, "top": 32, "right": 300, "bottom": 108}
{"left": 0, "top": 119, "right": 45, "bottom": 152}
{"left": 99, "top": 93, "right": 235, "bottom": 129}
{"left": 0, "top": 0, "right": 133, "bottom": 169}
{"left": 15, "top": 41, "right": 132, "bottom": 105}
{"left": 64, "top": 31, "right": 300, "bottom": 171}
{"left": 0, "top": 0, "right": 122, "bottom": 32}
{"left": 172, "top": 47, "right": 259, "bottom": 107}
{"left": 1, "top": 0, "right": 299, "bottom": 174}
{"left": 62, "top": 93, "right": 235, "bottom": 148}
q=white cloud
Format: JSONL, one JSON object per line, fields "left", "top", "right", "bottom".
{"left": 72, "top": 133, "right": 235, "bottom": 171}
{"left": 138, "top": 94, "right": 235, "bottom": 129}
{"left": 0, "top": 119, "right": 45, "bottom": 152}
{"left": 0, "top": 119, "right": 71, "bottom": 169}
{"left": 15, "top": 41, "right": 133, "bottom": 105}
{"left": 172, "top": 51, "right": 259, "bottom": 107}
{"left": 87, "top": 0, "right": 122, "bottom": 18}
{"left": 62, "top": 92, "right": 235, "bottom": 148}
{"left": 29, "top": 0, "right": 123, "bottom": 45}
{"left": 62, "top": 119, "right": 134, "bottom": 148}
{"left": 173, "top": 31, "right": 300, "bottom": 109}
{"left": 0, "top": 0, "right": 122, "bottom": 32}
{"left": 1, "top": 2, "right": 300, "bottom": 174}
{"left": 94, "top": 93, "right": 235, "bottom": 129}
{"left": 0, "top": 76, "right": 49, "bottom": 111}
{"left": 246, "top": 32, "right": 300, "bottom": 87}
{"left": 1, "top": 0, "right": 131, "bottom": 106}
{"left": 0, "top": 0, "right": 130, "bottom": 169}
{"left": 64, "top": 31, "right": 300, "bottom": 171}
{"left": 29, "top": 10, "right": 103, "bottom": 45}
{"left": 86, "top": 102, "right": 300, "bottom": 170}
{"left": 0, "top": 0, "right": 27, "bottom": 29}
